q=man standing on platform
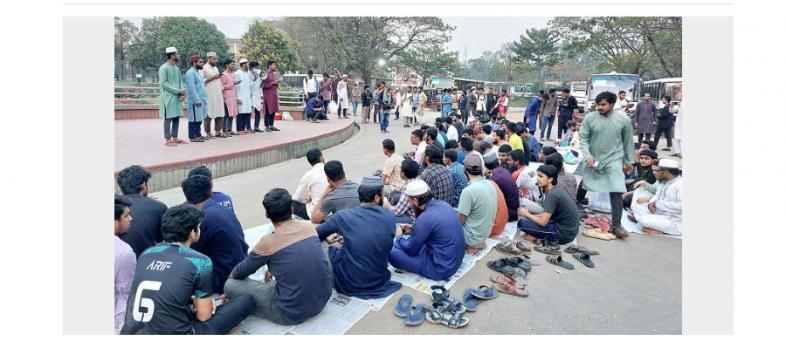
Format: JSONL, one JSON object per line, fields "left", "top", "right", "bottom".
{"left": 185, "top": 55, "right": 207, "bottom": 143}
{"left": 303, "top": 69, "right": 319, "bottom": 100}
{"left": 201, "top": 52, "right": 225, "bottom": 138}
{"left": 250, "top": 61, "right": 265, "bottom": 133}
{"left": 234, "top": 59, "right": 253, "bottom": 134}
{"left": 334, "top": 68, "right": 350, "bottom": 119}
{"left": 220, "top": 60, "right": 241, "bottom": 136}
{"left": 262, "top": 61, "right": 281, "bottom": 132}
{"left": 159, "top": 47, "right": 186, "bottom": 146}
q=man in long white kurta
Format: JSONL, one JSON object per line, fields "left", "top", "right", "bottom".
{"left": 334, "top": 68, "right": 350, "bottom": 119}
{"left": 234, "top": 59, "right": 253, "bottom": 134}
{"left": 632, "top": 160, "right": 683, "bottom": 236}
{"left": 201, "top": 52, "right": 225, "bottom": 138}
{"left": 250, "top": 61, "right": 265, "bottom": 132}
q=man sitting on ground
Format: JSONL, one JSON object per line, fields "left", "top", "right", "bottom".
{"left": 292, "top": 148, "right": 328, "bottom": 220}
{"left": 484, "top": 152, "right": 520, "bottom": 222}
{"left": 519, "top": 126, "right": 541, "bottom": 163}
{"left": 516, "top": 165, "right": 580, "bottom": 245}
{"left": 491, "top": 129, "right": 507, "bottom": 155}
{"left": 389, "top": 180, "right": 465, "bottom": 280}
{"left": 182, "top": 175, "right": 248, "bottom": 294}
{"left": 388, "top": 159, "right": 420, "bottom": 224}
{"left": 310, "top": 161, "right": 360, "bottom": 224}
{"left": 316, "top": 176, "right": 401, "bottom": 298}
{"left": 188, "top": 166, "right": 235, "bottom": 213}
{"left": 443, "top": 149, "right": 468, "bottom": 207}
{"left": 545, "top": 153, "right": 578, "bottom": 203}
{"left": 421, "top": 145, "right": 454, "bottom": 204}
{"left": 497, "top": 144, "right": 515, "bottom": 173}
{"left": 116, "top": 165, "right": 168, "bottom": 258}
{"left": 506, "top": 122, "right": 525, "bottom": 151}
{"left": 114, "top": 195, "right": 136, "bottom": 331}
{"left": 457, "top": 154, "right": 498, "bottom": 253}
{"left": 121, "top": 205, "right": 256, "bottom": 335}
{"left": 381, "top": 139, "right": 406, "bottom": 198}
{"left": 623, "top": 149, "right": 658, "bottom": 208}
{"left": 411, "top": 129, "right": 427, "bottom": 167}
{"left": 225, "top": 189, "right": 332, "bottom": 325}
{"left": 445, "top": 139, "right": 464, "bottom": 164}
{"left": 538, "top": 146, "right": 559, "bottom": 163}
{"left": 629, "top": 159, "right": 683, "bottom": 236}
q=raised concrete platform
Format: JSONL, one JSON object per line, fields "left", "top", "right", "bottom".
{"left": 115, "top": 104, "right": 306, "bottom": 120}
{"left": 115, "top": 118, "right": 357, "bottom": 192}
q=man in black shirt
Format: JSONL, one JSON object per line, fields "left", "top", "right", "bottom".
{"left": 121, "top": 205, "right": 255, "bottom": 335}
{"left": 557, "top": 88, "right": 578, "bottom": 139}
{"left": 116, "top": 165, "right": 168, "bottom": 258}
{"left": 623, "top": 149, "right": 659, "bottom": 208}
{"left": 516, "top": 165, "right": 580, "bottom": 245}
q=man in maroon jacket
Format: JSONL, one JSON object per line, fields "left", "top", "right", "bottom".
{"left": 262, "top": 60, "right": 281, "bottom": 132}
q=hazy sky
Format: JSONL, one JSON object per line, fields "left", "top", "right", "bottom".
{"left": 124, "top": 16, "right": 550, "bottom": 59}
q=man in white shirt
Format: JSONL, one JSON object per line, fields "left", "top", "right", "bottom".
{"left": 234, "top": 59, "right": 254, "bottom": 134}
{"left": 334, "top": 68, "right": 350, "bottom": 119}
{"left": 630, "top": 159, "right": 683, "bottom": 236}
{"left": 411, "top": 129, "right": 428, "bottom": 167}
{"left": 613, "top": 90, "right": 632, "bottom": 113}
{"left": 303, "top": 69, "right": 319, "bottom": 101}
{"left": 293, "top": 148, "right": 329, "bottom": 220}
{"left": 445, "top": 116, "right": 459, "bottom": 141}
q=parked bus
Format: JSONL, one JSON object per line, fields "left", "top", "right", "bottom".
{"left": 570, "top": 81, "right": 588, "bottom": 112}
{"left": 586, "top": 72, "right": 642, "bottom": 112}
{"left": 642, "top": 77, "right": 682, "bottom": 103}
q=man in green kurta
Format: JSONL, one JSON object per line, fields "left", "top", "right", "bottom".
{"left": 159, "top": 47, "right": 186, "bottom": 146}
{"left": 574, "top": 91, "right": 635, "bottom": 240}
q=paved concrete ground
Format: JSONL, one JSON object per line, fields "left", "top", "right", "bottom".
{"left": 150, "top": 107, "right": 681, "bottom": 334}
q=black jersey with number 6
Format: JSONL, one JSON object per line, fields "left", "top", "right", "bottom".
{"left": 120, "top": 243, "right": 214, "bottom": 335}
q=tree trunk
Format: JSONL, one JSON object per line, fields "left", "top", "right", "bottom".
{"left": 643, "top": 30, "right": 673, "bottom": 77}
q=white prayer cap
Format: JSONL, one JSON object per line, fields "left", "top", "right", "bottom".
{"left": 239, "top": 58, "right": 248, "bottom": 64}
{"left": 405, "top": 180, "right": 431, "bottom": 197}
{"left": 342, "top": 74, "right": 348, "bottom": 78}
{"left": 658, "top": 159, "right": 680, "bottom": 170}
{"left": 165, "top": 47, "right": 178, "bottom": 54}
{"left": 206, "top": 51, "right": 217, "bottom": 58}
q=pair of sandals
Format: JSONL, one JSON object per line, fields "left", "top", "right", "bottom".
{"left": 429, "top": 286, "right": 470, "bottom": 328}
{"left": 490, "top": 274, "right": 528, "bottom": 297}
{"left": 564, "top": 245, "right": 597, "bottom": 268}
{"left": 494, "top": 241, "right": 531, "bottom": 256}
{"left": 487, "top": 257, "right": 533, "bottom": 284}
{"left": 584, "top": 215, "right": 611, "bottom": 231}
{"left": 394, "top": 294, "right": 429, "bottom": 326}
{"left": 545, "top": 254, "right": 575, "bottom": 270}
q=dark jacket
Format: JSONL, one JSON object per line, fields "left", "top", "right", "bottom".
{"left": 657, "top": 105, "right": 674, "bottom": 129}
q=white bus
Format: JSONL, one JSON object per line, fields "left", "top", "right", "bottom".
{"left": 642, "top": 77, "right": 682, "bottom": 104}
{"left": 586, "top": 72, "right": 642, "bottom": 112}
{"left": 571, "top": 81, "right": 588, "bottom": 112}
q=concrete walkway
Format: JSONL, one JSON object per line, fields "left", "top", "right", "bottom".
{"left": 150, "top": 109, "right": 681, "bottom": 334}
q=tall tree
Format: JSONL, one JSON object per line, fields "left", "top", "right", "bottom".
{"left": 277, "top": 17, "right": 454, "bottom": 84}
{"left": 549, "top": 17, "right": 681, "bottom": 79}
{"left": 127, "top": 17, "right": 230, "bottom": 75}
{"left": 511, "top": 28, "right": 561, "bottom": 83}
{"left": 394, "top": 44, "right": 460, "bottom": 86}
{"left": 115, "top": 17, "right": 138, "bottom": 80}
{"left": 241, "top": 20, "right": 303, "bottom": 73}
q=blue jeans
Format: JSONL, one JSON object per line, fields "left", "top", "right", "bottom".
{"left": 373, "top": 104, "right": 380, "bottom": 123}
{"left": 540, "top": 116, "right": 554, "bottom": 139}
{"left": 191, "top": 294, "right": 256, "bottom": 335}
{"left": 352, "top": 99, "right": 359, "bottom": 115}
{"left": 188, "top": 121, "right": 202, "bottom": 139}
{"left": 517, "top": 218, "right": 559, "bottom": 243}
{"left": 381, "top": 112, "right": 390, "bottom": 131}
{"left": 253, "top": 108, "right": 262, "bottom": 130}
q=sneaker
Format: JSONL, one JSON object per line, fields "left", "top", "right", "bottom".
{"left": 611, "top": 226, "right": 629, "bottom": 240}
{"left": 189, "top": 138, "right": 205, "bottom": 143}
{"left": 271, "top": 127, "right": 280, "bottom": 131}
{"left": 205, "top": 134, "right": 214, "bottom": 139}
{"left": 265, "top": 127, "right": 272, "bottom": 132}
{"left": 254, "top": 128, "right": 264, "bottom": 133}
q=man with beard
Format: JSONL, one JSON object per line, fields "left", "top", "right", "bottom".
{"left": 234, "top": 59, "right": 253, "bottom": 134}
{"left": 315, "top": 176, "right": 402, "bottom": 299}
{"left": 184, "top": 55, "right": 207, "bottom": 142}
{"left": 261, "top": 61, "right": 281, "bottom": 132}
{"left": 159, "top": 47, "right": 186, "bottom": 146}
{"left": 388, "top": 179, "right": 465, "bottom": 281}
{"left": 250, "top": 61, "right": 265, "bottom": 133}
{"left": 200, "top": 52, "right": 226, "bottom": 138}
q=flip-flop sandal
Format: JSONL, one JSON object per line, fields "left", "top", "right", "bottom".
{"left": 494, "top": 241, "right": 523, "bottom": 256}
{"left": 486, "top": 259, "right": 512, "bottom": 274}
{"left": 494, "top": 282, "right": 528, "bottom": 297}
{"left": 534, "top": 244, "right": 561, "bottom": 255}
{"left": 424, "top": 307, "right": 469, "bottom": 328}
{"left": 578, "top": 246, "right": 599, "bottom": 256}
{"left": 514, "top": 241, "right": 531, "bottom": 254}
{"left": 490, "top": 274, "right": 517, "bottom": 287}
{"left": 394, "top": 294, "right": 414, "bottom": 318}
{"left": 564, "top": 245, "right": 581, "bottom": 254}
{"left": 504, "top": 256, "right": 533, "bottom": 272}
{"left": 470, "top": 285, "right": 500, "bottom": 300}
{"left": 572, "top": 252, "right": 595, "bottom": 268}
{"left": 462, "top": 289, "right": 479, "bottom": 312}
{"left": 430, "top": 285, "right": 466, "bottom": 314}
{"left": 546, "top": 255, "right": 575, "bottom": 270}
{"left": 404, "top": 303, "right": 427, "bottom": 326}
